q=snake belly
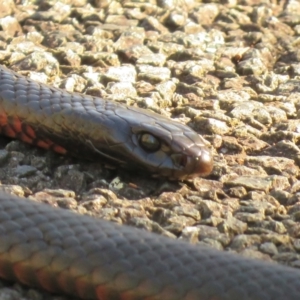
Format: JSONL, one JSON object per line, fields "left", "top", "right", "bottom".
{"left": 0, "top": 192, "right": 300, "bottom": 300}
{"left": 0, "top": 65, "right": 213, "bottom": 180}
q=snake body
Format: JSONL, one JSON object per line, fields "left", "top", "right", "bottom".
{"left": 0, "top": 192, "right": 300, "bottom": 300}
{"left": 0, "top": 66, "right": 299, "bottom": 300}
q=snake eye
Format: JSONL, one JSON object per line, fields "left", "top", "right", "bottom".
{"left": 139, "top": 133, "right": 161, "bottom": 152}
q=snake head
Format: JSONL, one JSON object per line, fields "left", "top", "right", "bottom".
{"left": 111, "top": 106, "right": 214, "bottom": 180}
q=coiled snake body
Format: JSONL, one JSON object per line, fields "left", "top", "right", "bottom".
{"left": 0, "top": 66, "right": 299, "bottom": 300}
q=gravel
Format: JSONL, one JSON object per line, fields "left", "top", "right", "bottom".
{"left": 1, "top": 0, "right": 300, "bottom": 299}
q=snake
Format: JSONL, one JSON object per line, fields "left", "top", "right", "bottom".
{"left": 0, "top": 65, "right": 299, "bottom": 300}
{"left": 0, "top": 65, "right": 213, "bottom": 181}
{"left": 1, "top": 193, "right": 300, "bottom": 300}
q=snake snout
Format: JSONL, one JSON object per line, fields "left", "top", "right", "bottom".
{"left": 193, "top": 147, "right": 213, "bottom": 177}
{"left": 171, "top": 147, "right": 213, "bottom": 180}
{"left": 182, "top": 147, "right": 213, "bottom": 179}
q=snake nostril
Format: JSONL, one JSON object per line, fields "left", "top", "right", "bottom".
{"left": 172, "top": 154, "right": 187, "bottom": 168}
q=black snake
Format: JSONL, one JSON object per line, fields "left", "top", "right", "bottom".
{"left": 0, "top": 66, "right": 298, "bottom": 300}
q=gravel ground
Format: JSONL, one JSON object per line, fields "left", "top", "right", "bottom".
{"left": 1, "top": 0, "right": 300, "bottom": 299}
